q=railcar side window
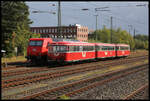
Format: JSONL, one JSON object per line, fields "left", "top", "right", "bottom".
{"left": 52, "top": 45, "right": 67, "bottom": 52}
{"left": 69, "top": 46, "right": 74, "bottom": 52}
{"left": 119, "top": 46, "right": 129, "bottom": 50}
{"left": 74, "top": 46, "right": 80, "bottom": 51}
{"left": 83, "top": 46, "right": 94, "bottom": 51}
{"left": 102, "top": 46, "right": 108, "bottom": 50}
{"left": 53, "top": 46, "right": 57, "bottom": 52}
{"left": 60, "top": 46, "right": 67, "bottom": 52}
{"left": 116, "top": 46, "right": 120, "bottom": 50}
{"left": 96, "top": 46, "right": 99, "bottom": 51}
{"left": 79, "top": 46, "right": 83, "bottom": 51}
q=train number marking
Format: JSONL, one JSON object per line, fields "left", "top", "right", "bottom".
{"left": 105, "top": 52, "right": 108, "bottom": 55}
{"left": 82, "top": 52, "right": 86, "bottom": 57}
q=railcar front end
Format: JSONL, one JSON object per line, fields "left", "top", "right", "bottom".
{"left": 26, "top": 38, "right": 52, "bottom": 64}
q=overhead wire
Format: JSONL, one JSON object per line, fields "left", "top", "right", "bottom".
{"left": 27, "top": 2, "right": 148, "bottom": 34}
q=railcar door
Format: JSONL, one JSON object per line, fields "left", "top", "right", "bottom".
{"left": 95, "top": 45, "right": 98, "bottom": 59}
{"left": 115, "top": 45, "right": 118, "bottom": 57}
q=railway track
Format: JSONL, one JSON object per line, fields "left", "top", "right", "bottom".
{"left": 2, "top": 55, "right": 148, "bottom": 89}
{"left": 19, "top": 63, "right": 148, "bottom": 100}
{"left": 2, "top": 55, "right": 148, "bottom": 78}
{"left": 123, "top": 84, "right": 149, "bottom": 100}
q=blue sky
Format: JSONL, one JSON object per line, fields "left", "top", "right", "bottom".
{"left": 26, "top": 1, "right": 149, "bottom": 35}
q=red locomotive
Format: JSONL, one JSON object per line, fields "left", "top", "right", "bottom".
{"left": 47, "top": 40, "right": 130, "bottom": 63}
{"left": 26, "top": 38, "right": 53, "bottom": 64}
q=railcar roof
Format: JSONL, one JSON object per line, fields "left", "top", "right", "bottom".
{"left": 29, "top": 38, "right": 52, "bottom": 41}
{"left": 116, "top": 44, "right": 129, "bottom": 47}
{"left": 52, "top": 41, "right": 95, "bottom": 46}
{"left": 95, "top": 43, "right": 116, "bottom": 46}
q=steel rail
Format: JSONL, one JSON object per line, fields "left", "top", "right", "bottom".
{"left": 122, "top": 83, "right": 148, "bottom": 100}
{"left": 2, "top": 56, "right": 148, "bottom": 89}
{"left": 2, "top": 55, "right": 148, "bottom": 77}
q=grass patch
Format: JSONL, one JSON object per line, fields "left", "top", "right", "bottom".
{"left": 1, "top": 56, "right": 26, "bottom": 63}
{"left": 58, "top": 94, "right": 70, "bottom": 100}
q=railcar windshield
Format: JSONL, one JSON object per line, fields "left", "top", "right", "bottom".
{"left": 29, "top": 40, "right": 43, "bottom": 46}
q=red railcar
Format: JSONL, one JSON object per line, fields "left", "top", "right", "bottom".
{"left": 47, "top": 41, "right": 96, "bottom": 62}
{"left": 115, "top": 44, "right": 130, "bottom": 57}
{"left": 26, "top": 38, "right": 53, "bottom": 64}
{"left": 95, "top": 43, "right": 116, "bottom": 58}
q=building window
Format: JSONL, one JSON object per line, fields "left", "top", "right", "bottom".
{"left": 70, "top": 28, "right": 72, "bottom": 33}
{"left": 53, "top": 29, "right": 55, "bottom": 33}
{"left": 64, "top": 29, "right": 66, "bottom": 33}
{"left": 55, "top": 29, "right": 57, "bottom": 33}
{"left": 43, "top": 29, "right": 46, "bottom": 33}
{"left": 37, "top": 29, "right": 39, "bottom": 33}
{"left": 67, "top": 28, "right": 69, "bottom": 33}
{"left": 79, "top": 29, "right": 81, "bottom": 32}
{"left": 42, "top": 29, "right": 44, "bottom": 33}
{"left": 45, "top": 29, "right": 47, "bottom": 33}
{"left": 46, "top": 29, "right": 48, "bottom": 33}
{"left": 54, "top": 28, "right": 55, "bottom": 33}
{"left": 43, "top": 29, "right": 45, "bottom": 33}
{"left": 40, "top": 29, "right": 42, "bottom": 33}
{"left": 33, "top": 29, "right": 36, "bottom": 33}
{"left": 74, "top": 29, "right": 76, "bottom": 32}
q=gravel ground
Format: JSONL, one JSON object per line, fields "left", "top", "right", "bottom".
{"left": 2, "top": 61, "right": 148, "bottom": 99}
{"left": 71, "top": 66, "right": 149, "bottom": 100}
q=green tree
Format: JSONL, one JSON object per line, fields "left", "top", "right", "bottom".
{"left": 89, "top": 26, "right": 135, "bottom": 50}
{"left": 134, "top": 34, "right": 149, "bottom": 50}
{"left": 144, "top": 41, "right": 149, "bottom": 50}
{"left": 2, "top": 1, "right": 32, "bottom": 57}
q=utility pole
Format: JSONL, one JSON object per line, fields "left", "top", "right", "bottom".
{"left": 110, "top": 16, "right": 113, "bottom": 43}
{"left": 58, "top": 1, "right": 61, "bottom": 38}
{"left": 133, "top": 28, "right": 136, "bottom": 51}
{"left": 128, "top": 25, "right": 133, "bottom": 36}
{"left": 133, "top": 28, "right": 136, "bottom": 39}
{"left": 94, "top": 7, "right": 110, "bottom": 42}
{"left": 94, "top": 14, "right": 98, "bottom": 41}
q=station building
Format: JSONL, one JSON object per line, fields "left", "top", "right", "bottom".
{"left": 30, "top": 24, "right": 89, "bottom": 42}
